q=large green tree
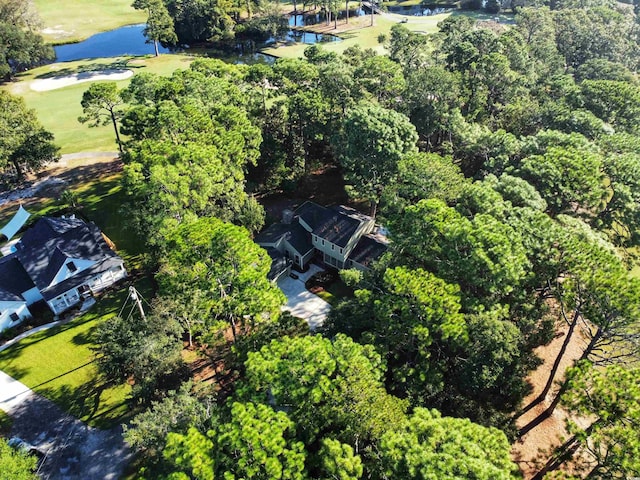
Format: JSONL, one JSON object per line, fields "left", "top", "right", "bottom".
{"left": 534, "top": 363, "right": 640, "bottom": 479}
{"left": 79, "top": 82, "right": 125, "bottom": 153}
{"left": 157, "top": 217, "right": 285, "bottom": 341}
{"left": 164, "top": 402, "right": 307, "bottom": 480}
{"left": 334, "top": 103, "right": 418, "bottom": 217}
{"left": 0, "top": 90, "right": 59, "bottom": 182}
{"left": 132, "top": 0, "right": 178, "bottom": 56}
{"left": 237, "top": 334, "right": 408, "bottom": 448}
{"left": 378, "top": 408, "right": 519, "bottom": 480}
{"left": 0, "top": 0, "right": 54, "bottom": 80}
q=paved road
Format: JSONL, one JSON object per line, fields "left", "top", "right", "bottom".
{"left": 277, "top": 264, "right": 331, "bottom": 330}
{"left": 0, "top": 370, "right": 132, "bottom": 480}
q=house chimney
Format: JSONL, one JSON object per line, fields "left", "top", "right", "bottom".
{"left": 282, "top": 209, "right": 294, "bottom": 224}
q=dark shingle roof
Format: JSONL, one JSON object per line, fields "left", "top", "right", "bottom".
{"left": 313, "top": 206, "right": 369, "bottom": 248}
{"left": 15, "top": 219, "right": 117, "bottom": 290}
{"left": 255, "top": 222, "right": 313, "bottom": 256}
{"left": 254, "top": 223, "right": 291, "bottom": 245}
{"left": 349, "top": 235, "right": 388, "bottom": 268}
{"left": 265, "top": 248, "right": 292, "bottom": 282}
{"left": 17, "top": 217, "right": 85, "bottom": 249}
{"left": 287, "top": 222, "right": 313, "bottom": 255}
{"left": 295, "top": 201, "right": 333, "bottom": 231}
{"left": 0, "top": 254, "right": 35, "bottom": 302}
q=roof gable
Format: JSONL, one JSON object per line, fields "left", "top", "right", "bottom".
{"left": 0, "top": 254, "right": 35, "bottom": 301}
{"left": 15, "top": 218, "right": 116, "bottom": 290}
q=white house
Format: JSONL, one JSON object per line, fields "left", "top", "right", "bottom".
{"left": 0, "top": 216, "right": 127, "bottom": 331}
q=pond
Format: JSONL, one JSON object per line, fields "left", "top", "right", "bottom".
{"left": 385, "top": 3, "right": 455, "bottom": 15}
{"left": 54, "top": 24, "right": 172, "bottom": 62}
{"left": 54, "top": 23, "right": 341, "bottom": 64}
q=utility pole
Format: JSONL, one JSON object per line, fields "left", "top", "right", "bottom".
{"left": 129, "top": 286, "right": 147, "bottom": 321}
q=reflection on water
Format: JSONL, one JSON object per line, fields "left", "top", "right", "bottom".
{"left": 54, "top": 21, "right": 341, "bottom": 64}
{"left": 385, "top": 3, "right": 454, "bottom": 15}
{"left": 54, "top": 24, "right": 172, "bottom": 62}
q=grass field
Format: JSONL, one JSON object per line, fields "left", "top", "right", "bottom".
{"left": 4, "top": 54, "right": 195, "bottom": 154}
{"left": 0, "top": 166, "right": 150, "bottom": 428}
{"left": 0, "top": 281, "right": 153, "bottom": 429}
{"left": 262, "top": 11, "right": 449, "bottom": 58}
{"left": 34, "top": 0, "right": 146, "bottom": 44}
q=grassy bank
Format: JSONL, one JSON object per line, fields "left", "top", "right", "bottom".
{"left": 262, "top": 11, "right": 449, "bottom": 58}
{"left": 4, "top": 54, "right": 195, "bottom": 154}
{"left": 34, "top": 0, "right": 146, "bottom": 44}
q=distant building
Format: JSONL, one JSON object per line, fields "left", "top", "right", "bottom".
{"left": 255, "top": 201, "right": 388, "bottom": 277}
{"left": 0, "top": 216, "right": 127, "bottom": 331}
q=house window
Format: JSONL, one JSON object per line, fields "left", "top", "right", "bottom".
{"left": 67, "top": 261, "right": 77, "bottom": 272}
{"left": 331, "top": 244, "right": 334, "bottom": 251}
{"left": 10, "top": 312, "right": 20, "bottom": 322}
{"left": 339, "top": 248, "right": 343, "bottom": 254}
{"left": 321, "top": 240, "right": 325, "bottom": 246}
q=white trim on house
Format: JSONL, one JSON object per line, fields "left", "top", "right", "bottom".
{"left": 48, "top": 258, "right": 96, "bottom": 288}
{"left": 47, "top": 264, "right": 127, "bottom": 315}
{"left": 0, "top": 301, "right": 31, "bottom": 332}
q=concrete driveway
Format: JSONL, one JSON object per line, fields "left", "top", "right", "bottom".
{"left": 278, "top": 264, "right": 331, "bottom": 330}
{"left": 0, "top": 370, "right": 132, "bottom": 479}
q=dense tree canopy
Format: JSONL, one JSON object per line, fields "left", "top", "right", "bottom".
{"left": 0, "top": 0, "right": 54, "bottom": 79}
{"left": 0, "top": 90, "right": 59, "bottom": 183}
{"left": 379, "top": 408, "right": 519, "bottom": 480}
{"left": 157, "top": 216, "right": 285, "bottom": 341}
{"left": 75, "top": 2, "right": 640, "bottom": 478}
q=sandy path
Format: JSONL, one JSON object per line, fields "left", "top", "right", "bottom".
{"left": 511, "top": 320, "right": 589, "bottom": 478}
{"left": 30, "top": 70, "right": 133, "bottom": 92}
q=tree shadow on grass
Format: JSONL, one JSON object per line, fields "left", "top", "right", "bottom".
{"left": 33, "top": 59, "right": 146, "bottom": 80}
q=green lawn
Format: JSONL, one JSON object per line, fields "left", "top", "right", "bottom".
{"left": 34, "top": 0, "right": 146, "bottom": 44}
{"left": 262, "top": 12, "right": 449, "bottom": 58}
{"left": 4, "top": 54, "right": 195, "bottom": 154}
{"left": 0, "top": 283, "right": 142, "bottom": 429}
{"left": 0, "top": 166, "right": 150, "bottom": 428}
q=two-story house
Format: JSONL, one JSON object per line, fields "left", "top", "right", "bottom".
{"left": 0, "top": 216, "right": 127, "bottom": 331}
{"left": 255, "top": 201, "right": 388, "bottom": 274}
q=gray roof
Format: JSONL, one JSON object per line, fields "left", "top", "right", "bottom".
{"left": 255, "top": 222, "right": 313, "bottom": 257}
{"left": 15, "top": 218, "right": 118, "bottom": 290}
{"left": 265, "top": 248, "right": 292, "bottom": 282}
{"left": 254, "top": 223, "right": 291, "bottom": 245}
{"left": 17, "top": 217, "right": 85, "bottom": 248}
{"left": 0, "top": 254, "right": 34, "bottom": 302}
{"left": 287, "top": 222, "right": 313, "bottom": 255}
{"left": 313, "top": 205, "right": 369, "bottom": 248}
{"left": 349, "top": 235, "right": 388, "bottom": 268}
{"left": 295, "top": 201, "right": 333, "bottom": 231}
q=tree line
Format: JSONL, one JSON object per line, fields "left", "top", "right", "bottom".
{"left": 2, "top": 0, "right": 640, "bottom": 475}
{"left": 81, "top": 1, "right": 640, "bottom": 476}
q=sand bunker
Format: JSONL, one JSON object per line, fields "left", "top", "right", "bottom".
{"left": 30, "top": 69, "right": 134, "bottom": 92}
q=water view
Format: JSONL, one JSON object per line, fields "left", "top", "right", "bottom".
{"left": 54, "top": 22, "right": 340, "bottom": 64}
{"left": 54, "top": 24, "right": 171, "bottom": 62}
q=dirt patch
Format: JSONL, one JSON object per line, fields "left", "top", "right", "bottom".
{"left": 259, "top": 164, "right": 358, "bottom": 223}
{"left": 511, "top": 320, "right": 590, "bottom": 479}
{"left": 0, "top": 153, "right": 121, "bottom": 225}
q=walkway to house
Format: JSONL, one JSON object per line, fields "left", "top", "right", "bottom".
{"left": 0, "top": 370, "right": 131, "bottom": 479}
{"left": 278, "top": 264, "right": 331, "bottom": 330}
